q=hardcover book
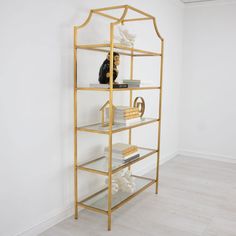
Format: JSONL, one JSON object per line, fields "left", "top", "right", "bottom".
{"left": 104, "top": 143, "right": 138, "bottom": 155}
{"left": 89, "top": 83, "right": 128, "bottom": 88}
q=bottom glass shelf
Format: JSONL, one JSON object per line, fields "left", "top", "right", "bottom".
{"left": 78, "top": 175, "right": 155, "bottom": 213}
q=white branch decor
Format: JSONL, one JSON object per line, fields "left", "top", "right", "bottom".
{"left": 115, "top": 26, "right": 136, "bottom": 47}
{"left": 105, "top": 169, "right": 136, "bottom": 194}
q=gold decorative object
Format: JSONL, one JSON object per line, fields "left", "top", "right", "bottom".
{"left": 133, "top": 97, "right": 145, "bottom": 117}
{"left": 73, "top": 5, "right": 164, "bottom": 231}
{"left": 100, "top": 100, "right": 116, "bottom": 127}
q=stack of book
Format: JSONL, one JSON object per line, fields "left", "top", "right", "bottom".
{"left": 123, "top": 80, "right": 140, "bottom": 87}
{"left": 104, "top": 143, "right": 140, "bottom": 163}
{"left": 122, "top": 80, "right": 155, "bottom": 87}
{"left": 106, "top": 106, "right": 141, "bottom": 125}
{"left": 89, "top": 83, "right": 128, "bottom": 88}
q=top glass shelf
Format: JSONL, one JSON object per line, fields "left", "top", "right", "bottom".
{"left": 76, "top": 43, "right": 161, "bottom": 57}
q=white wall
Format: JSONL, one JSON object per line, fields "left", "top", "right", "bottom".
{"left": 0, "top": 0, "right": 183, "bottom": 235}
{"left": 180, "top": 0, "right": 236, "bottom": 159}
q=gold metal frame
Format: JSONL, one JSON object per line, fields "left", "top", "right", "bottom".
{"left": 74, "top": 5, "right": 164, "bottom": 231}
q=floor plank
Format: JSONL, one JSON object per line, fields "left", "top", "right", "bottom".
{"left": 40, "top": 156, "right": 236, "bottom": 236}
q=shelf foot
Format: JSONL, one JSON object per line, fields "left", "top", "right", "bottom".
{"left": 108, "top": 213, "right": 111, "bottom": 231}
{"left": 74, "top": 206, "right": 78, "bottom": 219}
{"left": 155, "top": 180, "right": 159, "bottom": 194}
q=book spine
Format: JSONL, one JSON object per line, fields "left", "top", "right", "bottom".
{"left": 114, "top": 117, "right": 141, "bottom": 123}
{"left": 123, "top": 153, "right": 140, "bottom": 161}
{"left": 122, "top": 148, "right": 138, "bottom": 156}
{"left": 113, "top": 84, "right": 128, "bottom": 88}
{"left": 104, "top": 148, "right": 138, "bottom": 156}
{"left": 113, "top": 115, "right": 140, "bottom": 120}
{"left": 123, "top": 80, "right": 141, "bottom": 83}
{"left": 113, "top": 154, "right": 140, "bottom": 162}
{"left": 115, "top": 111, "right": 139, "bottom": 116}
{"left": 123, "top": 114, "right": 140, "bottom": 120}
{"left": 128, "top": 85, "right": 140, "bottom": 88}
{"left": 104, "top": 147, "right": 137, "bottom": 155}
{"left": 104, "top": 149, "right": 139, "bottom": 159}
{"left": 115, "top": 108, "right": 139, "bottom": 114}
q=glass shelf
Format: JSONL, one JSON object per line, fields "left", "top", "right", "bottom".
{"left": 77, "top": 86, "right": 160, "bottom": 91}
{"left": 78, "top": 175, "right": 155, "bottom": 213}
{"left": 76, "top": 43, "right": 161, "bottom": 57}
{"left": 77, "top": 118, "right": 159, "bottom": 134}
{"left": 78, "top": 147, "right": 157, "bottom": 175}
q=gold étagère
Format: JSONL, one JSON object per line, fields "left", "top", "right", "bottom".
{"left": 74, "top": 5, "right": 164, "bottom": 231}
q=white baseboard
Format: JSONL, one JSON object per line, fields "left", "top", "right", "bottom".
{"left": 179, "top": 149, "right": 236, "bottom": 164}
{"left": 160, "top": 151, "right": 179, "bottom": 165}
{"left": 17, "top": 205, "right": 74, "bottom": 236}
{"left": 184, "top": 0, "right": 236, "bottom": 8}
{"left": 135, "top": 151, "right": 179, "bottom": 175}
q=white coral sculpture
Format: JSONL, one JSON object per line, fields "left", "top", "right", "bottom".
{"left": 105, "top": 169, "right": 136, "bottom": 194}
{"left": 115, "top": 26, "right": 136, "bottom": 47}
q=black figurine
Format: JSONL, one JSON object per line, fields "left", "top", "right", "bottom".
{"left": 98, "top": 52, "right": 120, "bottom": 84}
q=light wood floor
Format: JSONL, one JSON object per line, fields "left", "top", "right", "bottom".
{"left": 41, "top": 156, "right": 236, "bottom": 236}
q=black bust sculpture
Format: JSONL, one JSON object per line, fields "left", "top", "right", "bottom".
{"left": 98, "top": 52, "right": 120, "bottom": 84}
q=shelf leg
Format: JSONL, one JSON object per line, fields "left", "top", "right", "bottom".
{"left": 74, "top": 171, "right": 78, "bottom": 219}
{"left": 107, "top": 132, "right": 112, "bottom": 231}
{"left": 128, "top": 48, "right": 134, "bottom": 172}
{"left": 107, "top": 22, "right": 114, "bottom": 231}
{"left": 108, "top": 212, "right": 112, "bottom": 231}
{"left": 155, "top": 153, "right": 160, "bottom": 194}
{"left": 155, "top": 39, "right": 164, "bottom": 194}
{"left": 74, "top": 26, "right": 79, "bottom": 218}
